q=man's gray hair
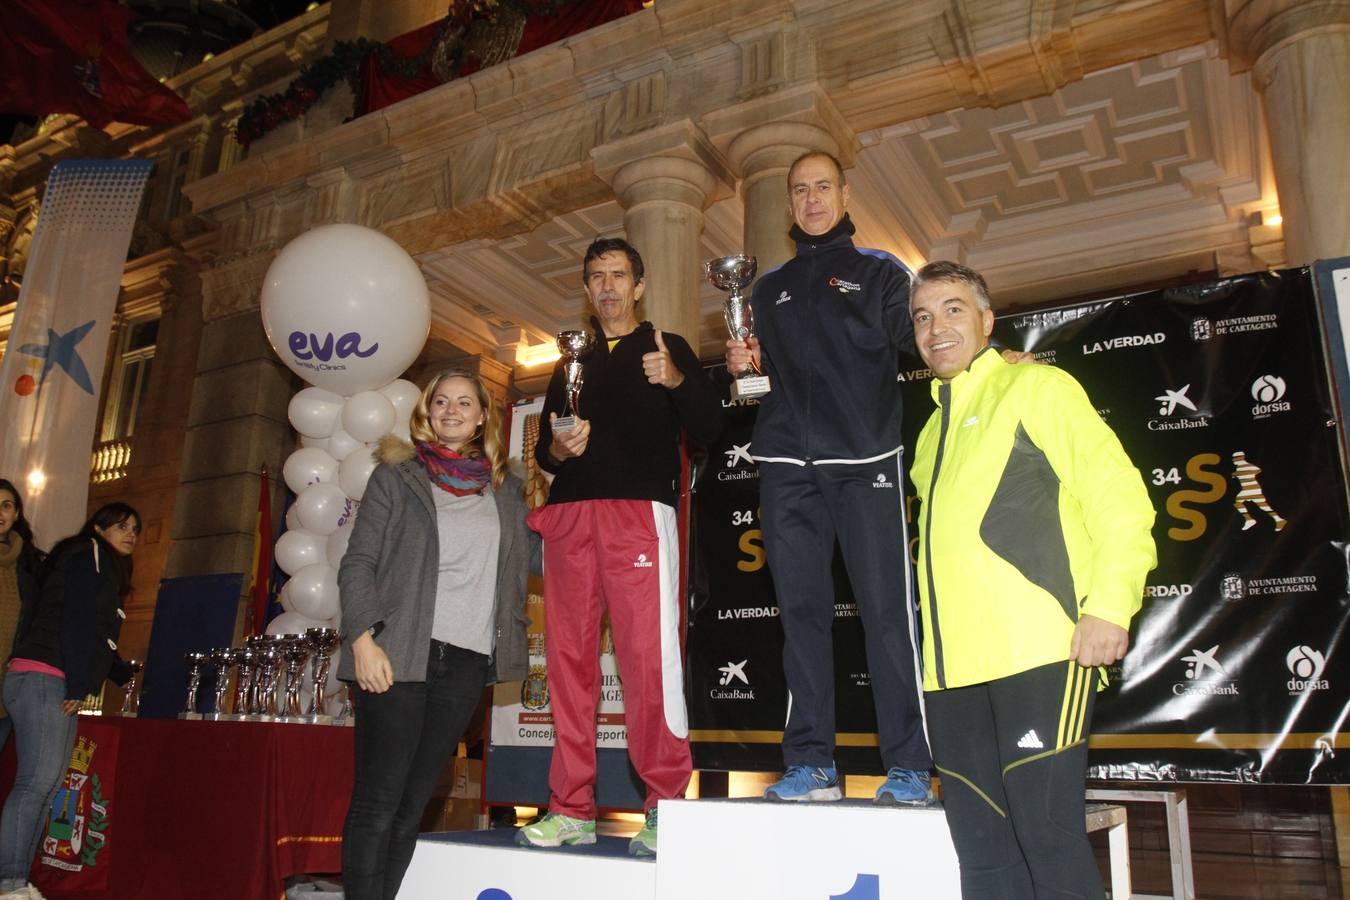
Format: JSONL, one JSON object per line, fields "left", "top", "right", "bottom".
{"left": 913, "top": 261, "right": 992, "bottom": 311}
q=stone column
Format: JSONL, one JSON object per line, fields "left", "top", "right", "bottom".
{"left": 726, "top": 121, "right": 844, "bottom": 275}
{"left": 1228, "top": 0, "right": 1350, "bottom": 264}
{"left": 593, "top": 121, "right": 733, "bottom": 347}
{"left": 162, "top": 249, "right": 294, "bottom": 642}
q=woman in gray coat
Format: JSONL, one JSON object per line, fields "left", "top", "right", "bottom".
{"left": 337, "top": 368, "right": 533, "bottom": 900}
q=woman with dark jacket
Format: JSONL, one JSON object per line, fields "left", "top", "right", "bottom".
{"left": 0, "top": 502, "right": 138, "bottom": 899}
{"left": 337, "top": 369, "right": 535, "bottom": 900}
{"left": 0, "top": 479, "right": 43, "bottom": 754}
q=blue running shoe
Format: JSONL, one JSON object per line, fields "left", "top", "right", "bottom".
{"left": 873, "top": 767, "right": 935, "bottom": 807}
{"left": 763, "top": 765, "right": 842, "bottom": 802}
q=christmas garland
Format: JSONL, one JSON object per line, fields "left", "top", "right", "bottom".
{"left": 235, "top": 1, "right": 566, "bottom": 148}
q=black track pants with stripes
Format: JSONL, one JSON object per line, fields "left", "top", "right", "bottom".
{"left": 925, "top": 660, "right": 1102, "bottom": 900}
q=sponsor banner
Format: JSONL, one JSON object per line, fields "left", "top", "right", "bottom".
{"left": 688, "top": 268, "right": 1350, "bottom": 783}
{"left": 951, "top": 269, "right": 1347, "bottom": 783}
{"left": 31, "top": 720, "right": 121, "bottom": 894}
{"left": 687, "top": 373, "right": 883, "bottom": 773}
{"left": 490, "top": 396, "right": 629, "bottom": 750}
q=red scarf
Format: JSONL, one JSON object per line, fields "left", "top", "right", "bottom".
{"left": 413, "top": 441, "right": 491, "bottom": 496}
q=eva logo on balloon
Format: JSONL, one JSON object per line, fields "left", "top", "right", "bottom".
{"left": 288, "top": 331, "right": 379, "bottom": 370}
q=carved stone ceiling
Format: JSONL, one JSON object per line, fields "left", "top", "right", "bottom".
{"left": 419, "top": 41, "right": 1278, "bottom": 369}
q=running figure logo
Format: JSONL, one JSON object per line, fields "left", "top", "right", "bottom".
{"left": 1231, "top": 450, "right": 1286, "bottom": 532}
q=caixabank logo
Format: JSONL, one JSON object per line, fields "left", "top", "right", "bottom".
{"left": 710, "top": 659, "right": 756, "bottom": 701}
{"left": 1173, "top": 645, "right": 1239, "bottom": 696}
{"left": 1148, "top": 384, "right": 1210, "bottom": 432}
{"left": 1286, "top": 646, "right": 1330, "bottom": 695}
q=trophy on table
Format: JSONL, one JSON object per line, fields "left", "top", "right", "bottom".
{"left": 250, "top": 636, "right": 285, "bottom": 720}
{"left": 705, "top": 255, "right": 770, "bottom": 400}
{"left": 305, "top": 627, "right": 341, "bottom": 724}
{"left": 207, "top": 648, "right": 235, "bottom": 719}
{"left": 279, "top": 635, "right": 312, "bottom": 720}
{"left": 117, "top": 659, "right": 143, "bottom": 716}
{"left": 179, "top": 651, "right": 208, "bottom": 720}
{"left": 230, "top": 645, "right": 259, "bottom": 719}
{"left": 552, "top": 330, "right": 595, "bottom": 431}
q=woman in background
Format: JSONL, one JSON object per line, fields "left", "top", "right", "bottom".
{"left": 338, "top": 369, "right": 534, "bottom": 900}
{"left": 0, "top": 502, "right": 138, "bottom": 900}
{"left": 0, "top": 479, "right": 42, "bottom": 753}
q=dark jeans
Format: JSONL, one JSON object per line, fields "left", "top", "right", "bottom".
{"left": 342, "top": 641, "right": 489, "bottom": 900}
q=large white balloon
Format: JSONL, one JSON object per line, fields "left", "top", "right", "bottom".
{"left": 295, "top": 482, "right": 353, "bottom": 536}
{"left": 282, "top": 447, "right": 338, "bottom": 495}
{"left": 288, "top": 564, "right": 341, "bottom": 621}
{"left": 338, "top": 447, "right": 378, "bottom": 500}
{"left": 342, "top": 391, "right": 397, "bottom": 443}
{"left": 275, "top": 529, "right": 326, "bottom": 576}
{"left": 327, "top": 428, "right": 365, "bottom": 462}
{"left": 288, "top": 387, "right": 343, "bottom": 439}
{"left": 260, "top": 224, "right": 430, "bottom": 397}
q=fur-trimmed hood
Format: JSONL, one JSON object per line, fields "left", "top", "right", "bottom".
{"left": 376, "top": 435, "right": 415, "bottom": 466}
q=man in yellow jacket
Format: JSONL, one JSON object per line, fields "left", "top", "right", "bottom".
{"left": 909, "top": 261, "right": 1156, "bottom": 900}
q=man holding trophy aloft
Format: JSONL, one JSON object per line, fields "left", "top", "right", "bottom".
{"left": 725, "top": 151, "right": 936, "bottom": 806}
{"left": 518, "top": 237, "right": 724, "bottom": 857}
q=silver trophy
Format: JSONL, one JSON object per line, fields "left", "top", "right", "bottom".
{"left": 117, "top": 659, "right": 143, "bottom": 716}
{"left": 706, "top": 255, "right": 770, "bottom": 400}
{"left": 250, "top": 636, "right": 286, "bottom": 720}
{"left": 552, "top": 330, "right": 596, "bottom": 431}
{"left": 279, "top": 635, "right": 312, "bottom": 720}
{"left": 179, "top": 651, "right": 208, "bottom": 720}
{"left": 305, "top": 627, "right": 341, "bottom": 723}
{"left": 207, "top": 648, "right": 235, "bottom": 719}
{"left": 231, "top": 646, "right": 259, "bottom": 719}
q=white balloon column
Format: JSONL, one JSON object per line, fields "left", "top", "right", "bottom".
{"left": 259, "top": 224, "right": 431, "bottom": 704}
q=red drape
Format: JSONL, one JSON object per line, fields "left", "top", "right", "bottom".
{"left": 0, "top": 0, "right": 191, "bottom": 128}
{"left": 361, "top": 0, "right": 646, "bottom": 116}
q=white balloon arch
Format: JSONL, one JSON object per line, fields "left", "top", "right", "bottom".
{"left": 259, "top": 224, "right": 430, "bottom": 683}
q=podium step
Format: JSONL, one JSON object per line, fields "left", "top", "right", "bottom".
{"left": 399, "top": 828, "right": 654, "bottom": 899}
{"left": 658, "top": 797, "right": 960, "bottom": 899}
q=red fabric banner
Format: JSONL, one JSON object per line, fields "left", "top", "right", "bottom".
{"left": 361, "top": 0, "right": 646, "bottom": 116}
{"left": 31, "top": 722, "right": 121, "bottom": 894}
{"left": 0, "top": 0, "right": 192, "bottom": 129}
{"left": 250, "top": 466, "right": 274, "bottom": 635}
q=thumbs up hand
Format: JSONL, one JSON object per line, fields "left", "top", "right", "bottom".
{"left": 642, "top": 329, "right": 684, "bottom": 389}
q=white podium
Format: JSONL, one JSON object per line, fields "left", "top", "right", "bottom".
{"left": 658, "top": 798, "right": 961, "bottom": 899}
{"left": 400, "top": 799, "right": 961, "bottom": 900}
{"left": 399, "top": 830, "right": 655, "bottom": 899}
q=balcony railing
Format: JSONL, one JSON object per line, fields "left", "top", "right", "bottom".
{"left": 91, "top": 439, "right": 133, "bottom": 483}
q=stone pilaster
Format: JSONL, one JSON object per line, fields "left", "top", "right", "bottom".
{"left": 1227, "top": 0, "right": 1350, "bottom": 263}
{"left": 593, "top": 121, "right": 733, "bottom": 346}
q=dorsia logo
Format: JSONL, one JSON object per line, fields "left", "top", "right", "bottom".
{"left": 1082, "top": 332, "right": 1166, "bottom": 355}
{"left": 1250, "top": 375, "right": 1292, "bottom": 418}
{"left": 1174, "top": 645, "right": 1239, "bottom": 696}
{"left": 1149, "top": 384, "right": 1210, "bottom": 431}
{"left": 1286, "top": 646, "right": 1330, "bottom": 694}
{"left": 710, "top": 659, "right": 756, "bottom": 700}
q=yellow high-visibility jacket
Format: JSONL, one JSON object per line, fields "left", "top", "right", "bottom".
{"left": 910, "top": 348, "right": 1157, "bottom": 691}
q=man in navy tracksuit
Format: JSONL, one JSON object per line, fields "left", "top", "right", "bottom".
{"left": 726, "top": 151, "right": 934, "bottom": 804}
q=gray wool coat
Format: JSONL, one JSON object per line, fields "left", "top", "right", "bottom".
{"left": 336, "top": 443, "right": 535, "bottom": 685}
